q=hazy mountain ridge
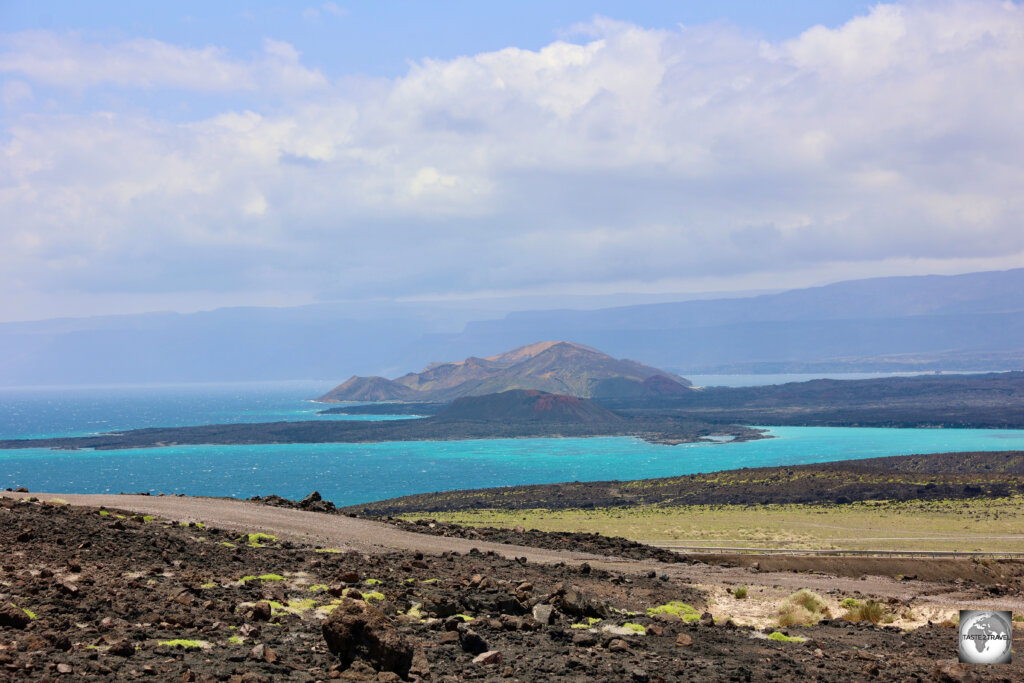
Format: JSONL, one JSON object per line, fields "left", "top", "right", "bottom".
{"left": 471, "top": 268, "right": 1024, "bottom": 332}
{"left": 3, "top": 268, "right": 1024, "bottom": 386}
{"left": 419, "top": 270, "right": 1024, "bottom": 373}
{"left": 318, "top": 341, "right": 691, "bottom": 402}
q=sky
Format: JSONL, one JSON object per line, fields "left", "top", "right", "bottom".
{"left": 2, "top": 1, "right": 1023, "bottom": 322}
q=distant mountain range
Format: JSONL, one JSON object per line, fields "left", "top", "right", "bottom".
{"left": 414, "top": 268, "right": 1024, "bottom": 374}
{"left": 3, "top": 267, "right": 1024, "bottom": 386}
{"left": 317, "top": 341, "right": 691, "bottom": 402}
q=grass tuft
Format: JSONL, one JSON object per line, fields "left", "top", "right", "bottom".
{"left": 768, "top": 631, "right": 806, "bottom": 643}
{"left": 158, "top": 639, "right": 208, "bottom": 649}
{"left": 647, "top": 601, "right": 700, "bottom": 622}
{"left": 246, "top": 532, "right": 277, "bottom": 547}
{"left": 842, "top": 599, "right": 887, "bottom": 624}
{"left": 238, "top": 573, "right": 286, "bottom": 584}
{"left": 777, "top": 590, "right": 829, "bottom": 627}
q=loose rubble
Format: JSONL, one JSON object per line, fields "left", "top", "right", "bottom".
{"left": 0, "top": 496, "right": 1018, "bottom": 681}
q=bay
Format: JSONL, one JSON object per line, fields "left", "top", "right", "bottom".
{"left": 3, "top": 381, "right": 1023, "bottom": 507}
{"left": 0, "top": 381, "right": 407, "bottom": 440}
{"left": 3, "top": 426, "right": 1024, "bottom": 507}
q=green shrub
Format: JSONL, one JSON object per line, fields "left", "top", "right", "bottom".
{"left": 788, "top": 589, "right": 829, "bottom": 614}
{"left": 768, "top": 631, "right": 806, "bottom": 643}
{"left": 733, "top": 586, "right": 748, "bottom": 599}
{"left": 777, "top": 589, "right": 830, "bottom": 627}
{"left": 842, "top": 599, "right": 886, "bottom": 624}
{"left": 777, "top": 603, "right": 814, "bottom": 627}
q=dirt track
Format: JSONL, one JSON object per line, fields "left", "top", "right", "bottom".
{"left": 4, "top": 491, "right": 1022, "bottom": 613}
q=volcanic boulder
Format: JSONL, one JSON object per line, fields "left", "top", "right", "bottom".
{"left": 322, "top": 598, "right": 415, "bottom": 677}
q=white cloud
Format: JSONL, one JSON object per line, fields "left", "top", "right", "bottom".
{"left": 1, "top": 1, "right": 1024, "bottom": 317}
{"left": 322, "top": 3, "right": 347, "bottom": 18}
{"left": 0, "top": 31, "right": 327, "bottom": 93}
{"left": 409, "top": 167, "right": 458, "bottom": 196}
{"left": 303, "top": 3, "right": 347, "bottom": 21}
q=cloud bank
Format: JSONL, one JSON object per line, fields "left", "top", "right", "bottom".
{"left": 1, "top": 1, "right": 1023, "bottom": 319}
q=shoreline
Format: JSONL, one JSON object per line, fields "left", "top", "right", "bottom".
{"left": 0, "top": 417, "right": 763, "bottom": 451}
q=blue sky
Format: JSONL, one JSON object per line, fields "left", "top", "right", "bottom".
{"left": 1, "top": 1, "right": 1022, "bottom": 321}
{"left": 4, "top": 2, "right": 875, "bottom": 76}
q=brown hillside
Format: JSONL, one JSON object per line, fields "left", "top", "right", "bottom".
{"left": 318, "top": 376, "right": 418, "bottom": 402}
{"left": 317, "top": 341, "right": 691, "bottom": 402}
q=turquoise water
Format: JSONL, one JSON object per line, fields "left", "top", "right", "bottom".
{"left": 3, "top": 382, "right": 1022, "bottom": 506}
{"left": 0, "top": 381, "right": 407, "bottom": 440}
{"left": 4, "top": 426, "right": 1024, "bottom": 507}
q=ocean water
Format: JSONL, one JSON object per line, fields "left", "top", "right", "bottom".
{"left": 2, "top": 382, "right": 1023, "bottom": 506}
{"left": 0, "top": 381, "right": 409, "bottom": 440}
{"left": 3, "top": 426, "right": 1024, "bottom": 507}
